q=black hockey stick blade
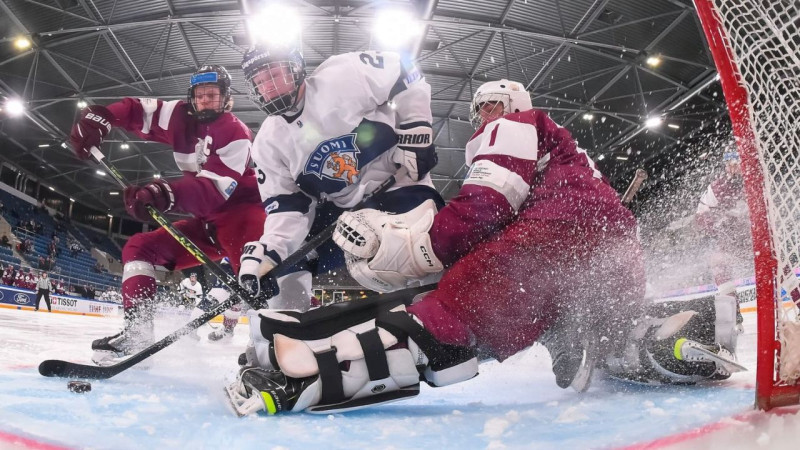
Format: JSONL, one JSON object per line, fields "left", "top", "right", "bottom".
{"left": 38, "top": 295, "right": 238, "bottom": 379}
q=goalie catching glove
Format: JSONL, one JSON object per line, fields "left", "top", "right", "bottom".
{"left": 224, "top": 293, "right": 478, "bottom": 416}
{"left": 332, "top": 199, "right": 444, "bottom": 292}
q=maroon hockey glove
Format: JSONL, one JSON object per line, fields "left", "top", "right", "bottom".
{"left": 69, "top": 105, "right": 114, "bottom": 160}
{"left": 123, "top": 180, "right": 175, "bottom": 222}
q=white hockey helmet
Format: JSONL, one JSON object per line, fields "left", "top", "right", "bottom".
{"left": 470, "top": 79, "right": 533, "bottom": 128}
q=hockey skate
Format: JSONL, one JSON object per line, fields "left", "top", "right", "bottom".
{"left": 91, "top": 308, "right": 155, "bottom": 366}
{"left": 225, "top": 367, "right": 318, "bottom": 416}
{"left": 604, "top": 310, "right": 746, "bottom": 385}
{"left": 539, "top": 316, "right": 597, "bottom": 392}
{"left": 208, "top": 326, "right": 234, "bottom": 342}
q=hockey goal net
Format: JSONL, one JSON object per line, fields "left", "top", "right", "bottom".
{"left": 694, "top": 0, "right": 800, "bottom": 410}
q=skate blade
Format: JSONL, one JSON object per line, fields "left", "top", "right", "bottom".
{"left": 682, "top": 344, "right": 748, "bottom": 373}
{"left": 91, "top": 350, "right": 153, "bottom": 370}
{"left": 570, "top": 343, "right": 597, "bottom": 393}
{"left": 223, "top": 381, "right": 266, "bottom": 417}
{"left": 91, "top": 350, "right": 122, "bottom": 367}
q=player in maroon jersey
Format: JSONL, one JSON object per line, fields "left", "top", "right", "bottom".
{"left": 223, "top": 79, "right": 743, "bottom": 416}
{"left": 695, "top": 150, "right": 750, "bottom": 328}
{"left": 69, "top": 65, "right": 265, "bottom": 364}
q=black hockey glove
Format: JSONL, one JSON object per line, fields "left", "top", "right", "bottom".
{"left": 394, "top": 121, "right": 438, "bottom": 181}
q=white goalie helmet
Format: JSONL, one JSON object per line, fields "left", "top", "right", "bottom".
{"left": 469, "top": 79, "right": 533, "bottom": 128}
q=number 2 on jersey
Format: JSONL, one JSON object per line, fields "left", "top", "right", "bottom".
{"left": 359, "top": 52, "right": 385, "bottom": 69}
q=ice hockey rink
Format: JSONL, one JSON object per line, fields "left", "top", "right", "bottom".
{"left": 0, "top": 305, "right": 798, "bottom": 450}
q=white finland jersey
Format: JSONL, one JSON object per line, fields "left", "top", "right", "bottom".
{"left": 252, "top": 50, "right": 435, "bottom": 262}
{"left": 179, "top": 279, "right": 204, "bottom": 303}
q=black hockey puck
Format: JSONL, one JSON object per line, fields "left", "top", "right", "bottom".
{"left": 67, "top": 380, "right": 92, "bottom": 393}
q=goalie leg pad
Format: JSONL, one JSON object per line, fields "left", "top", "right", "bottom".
{"left": 236, "top": 289, "right": 477, "bottom": 414}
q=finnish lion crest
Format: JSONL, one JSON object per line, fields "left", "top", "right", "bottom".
{"left": 303, "top": 134, "right": 361, "bottom": 185}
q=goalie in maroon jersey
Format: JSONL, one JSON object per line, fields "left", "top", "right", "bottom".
{"left": 69, "top": 65, "right": 268, "bottom": 364}
{"left": 224, "top": 79, "right": 744, "bottom": 416}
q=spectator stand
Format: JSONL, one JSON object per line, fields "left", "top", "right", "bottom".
{"left": 0, "top": 187, "right": 118, "bottom": 296}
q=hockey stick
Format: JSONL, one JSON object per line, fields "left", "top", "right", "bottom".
{"left": 621, "top": 168, "right": 648, "bottom": 205}
{"left": 87, "top": 147, "right": 268, "bottom": 311}
{"left": 38, "top": 148, "right": 404, "bottom": 379}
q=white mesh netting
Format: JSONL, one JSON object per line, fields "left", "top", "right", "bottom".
{"left": 708, "top": 0, "right": 800, "bottom": 384}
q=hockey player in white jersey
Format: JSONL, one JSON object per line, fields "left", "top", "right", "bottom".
{"left": 237, "top": 43, "right": 443, "bottom": 305}
{"left": 178, "top": 273, "right": 204, "bottom": 306}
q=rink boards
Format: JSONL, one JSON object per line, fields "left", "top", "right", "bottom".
{"left": 0, "top": 284, "right": 121, "bottom": 317}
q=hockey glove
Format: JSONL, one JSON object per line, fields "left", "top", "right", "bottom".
{"left": 393, "top": 121, "right": 438, "bottom": 181}
{"left": 336, "top": 200, "right": 444, "bottom": 292}
{"left": 69, "top": 105, "right": 114, "bottom": 160}
{"left": 238, "top": 241, "right": 280, "bottom": 303}
{"left": 123, "top": 180, "right": 175, "bottom": 222}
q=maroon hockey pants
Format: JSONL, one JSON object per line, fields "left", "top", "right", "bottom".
{"left": 408, "top": 218, "right": 646, "bottom": 361}
{"left": 120, "top": 203, "right": 265, "bottom": 309}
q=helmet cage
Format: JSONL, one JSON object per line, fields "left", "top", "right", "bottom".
{"left": 245, "top": 61, "right": 304, "bottom": 115}
{"left": 187, "top": 66, "right": 232, "bottom": 123}
{"left": 469, "top": 79, "right": 533, "bottom": 128}
{"left": 243, "top": 47, "right": 306, "bottom": 116}
{"left": 470, "top": 92, "right": 511, "bottom": 128}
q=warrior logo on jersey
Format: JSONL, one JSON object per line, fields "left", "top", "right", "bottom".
{"left": 303, "top": 134, "right": 361, "bottom": 186}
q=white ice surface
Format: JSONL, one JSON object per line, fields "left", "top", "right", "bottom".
{"left": 0, "top": 308, "right": 797, "bottom": 449}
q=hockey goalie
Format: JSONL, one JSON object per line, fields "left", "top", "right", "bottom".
{"left": 224, "top": 79, "right": 744, "bottom": 415}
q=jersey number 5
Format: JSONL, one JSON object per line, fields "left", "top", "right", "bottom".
{"left": 359, "top": 52, "right": 385, "bottom": 69}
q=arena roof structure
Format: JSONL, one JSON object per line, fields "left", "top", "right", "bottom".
{"left": 0, "top": 0, "right": 729, "bottom": 218}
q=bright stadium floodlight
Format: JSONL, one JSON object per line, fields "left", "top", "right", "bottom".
{"left": 120, "top": 142, "right": 129, "bottom": 150}
{"left": 373, "top": 9, "right": 422, "bottom": 49}
{"left": 645, "top": 116, "right": 663, "bottom": 128}
{"left": 248, "top": 4, "right": 302, "bottom": 46}
{"left": 14, "top": 37, "right": 31, "bottom": 50}
{"left": 77, "top": 100, "right": 87, "bottom": 108}
{"left": 4, "top": 98, "right": 25, "bottom": 117}
{"left": 96, "top": 170, "right": 106, "bottom": 176}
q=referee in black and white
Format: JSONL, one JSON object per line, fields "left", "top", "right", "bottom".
{"left": 34, "top": 271, "right": 52, "bottom": 312}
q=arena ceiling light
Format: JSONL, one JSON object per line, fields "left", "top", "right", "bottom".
{"left": 667, "top": 123, "right": 680, "bottom": 129}
{"left": 120, "top": 142, "right": 130, "bottom": 150}
{"left": 644, "top": 117, "right": 663, "bottom": 128}
{"left": 582, "top": 113, "right": 595, "bottom": 121}
{"left": 247, "top": 4, "right": 302, "bottom": 47}
{"left": 646, "top": 56, "right": 661, "bottom": 67}
{"left": 372, "top": 9, "right": 422, "bottom": 49}
{"left": 96, "top": 170, "right": 106, "bottom": 176}
{"left": 13, "top": 37, "right": 31, "bottom": 50}
{"left": 76, "top": 100, "right": 87, "bottom": 108}
{"left": 4, "top": 98, "right": 25, "bottom": 117}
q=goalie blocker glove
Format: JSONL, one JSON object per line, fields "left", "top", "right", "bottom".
{"left": 392, "top": 121, "right": 438, "bottom": 182}
{"left": 225, "top": 294, "right": 478, "bottom": 415}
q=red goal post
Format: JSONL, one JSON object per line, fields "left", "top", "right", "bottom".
{"left": 693, "top": 0, "right": 800, "bottom": 410}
